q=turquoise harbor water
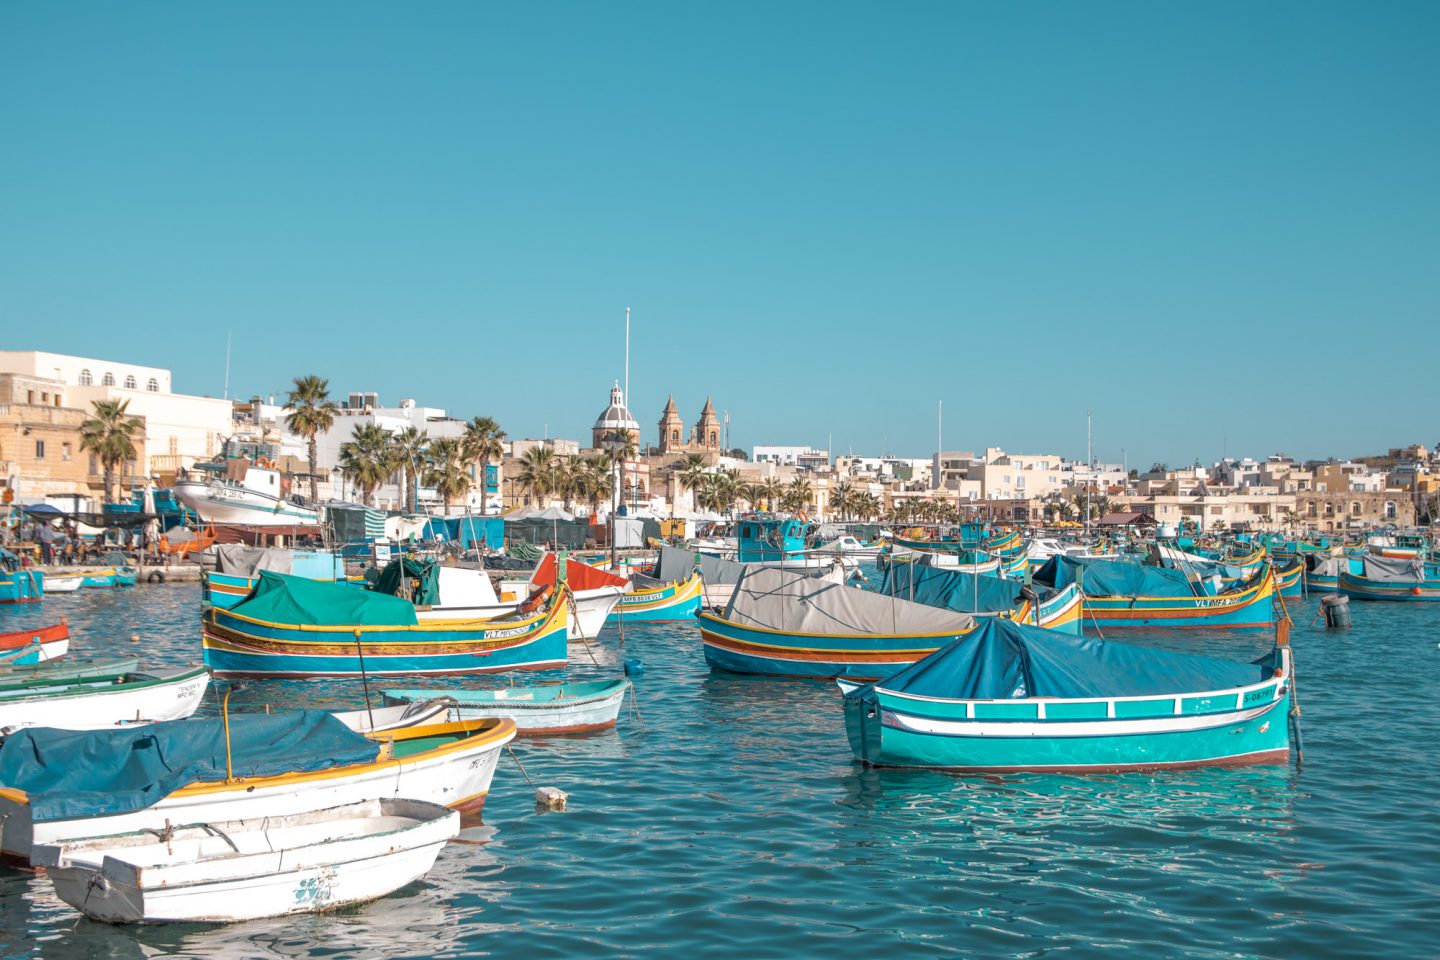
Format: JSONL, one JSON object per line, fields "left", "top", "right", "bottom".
{"left": 2, "top": 583, "right": 1438, "bottom": 958}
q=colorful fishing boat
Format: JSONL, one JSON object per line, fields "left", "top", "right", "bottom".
{"left": 0, "top": 620, "right": 69, "bottom": 665}
{"left": 383, "top": 677, "right": 631, "bottom": 734}
{"left": 0, "top": 712, "right": 515, "bottom": 863}
{"left": 1272, "top": 556, "right": 1304, "bottom": 599}
{"left": 201, "top": 571, "right": 569, "bottom": 678}
{"left": 202, "top": 545, "right": 348, "bottom": 609}
{"left": 528, "top": 554, "right": 627, "bottom": 637}
{"left": 0, "top": 548, "right": 42, "bottom": 603}
{"left": 44, "top": 564, "right": 139, "bottom": 591}
{"left": 841, "top": 617, "right": 1293, "bottom": 773}
{"left": 1338, "top": 556, "right": 1440, "bottom": 601}
{"left": 1302, "top": 553, "right": 1364, "bottom": 593}
{"left": 872, "top": 563, "right": 1082, "bottom": 634}
{"left": 35, "top": 797, "right": 460, "bottom": 924}
{"left": 611, "top": 571, "right": 704, "bottom": 622}
{"left": 711, "top": 515, "right": 855, "bottom": 573}
{"left": 698, "top": 567, "right": 978, "bottom": 679}
{"left": 1034, "top": 556, "right": 1276, "bottom": 630}
{"left": 0, "top": 664, "right": 209, "bottom": 732}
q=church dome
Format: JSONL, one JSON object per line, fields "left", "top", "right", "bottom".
{"left": 593, "top": 382, "right": 639, "bottom": 433}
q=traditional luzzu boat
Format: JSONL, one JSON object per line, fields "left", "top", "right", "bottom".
{"left": 382, "top": 677, "right": 632, "bottom": 734}
{"left": 45, "top": 564, "right": 139, "bottom": 591}
{"left": 527, "top": 554, "right": 628, "bottom": 636}
{"left": 1272, "top": 556, "right": 1304, "bottom": 599}
{"left": 1303, "top": 553, "right": 1364, "bottom": 593}
{"left": 698, "top": 567, "right": 978, "bottom": 680}
{"left": 871, "top": 563, "right": 1082, "bottom": 635}
{"left": 201, "top": 571, "right": 570, "bottom": 678}
{"left": 1034, "top": 556, "right": 1276, "bottom": 630}
{"left": 0, "top": 664, "right": 209, "bottom": 732}
{"left": 841, "top": 617, "right": 1295, "bottom": 773}
{"left": 0, "top": 710, "right": 516, "bottom": 863}
{"left": 202, "top": 544, "right": 349, "bottom": 609}
{"left": 0, "top": 548, "right": 43, "bottom": 603}
{"left": 1338, "top": 555, "right": 1440, "bottom": 601}
{"left": 880, "top": 545, "right": 1002, "bottom": 576}
{"left": 35, "top": 797, "right": 460, "bottom": 924}
{"left": 0, "top": 620, "right": 69, "bottom": 665}
{"left": 611, "top": 571, "right": 704, "bottom": 623}
{"left": 706, "top": 515, "right": 856, "bottom": 573}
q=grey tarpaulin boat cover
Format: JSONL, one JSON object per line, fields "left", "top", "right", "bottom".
{"left": 659, "top": 544, "right": 750, "bottom": 585}
{"left": 1359, "top": 555, "right": 1429, "bottom": 582}
{"left": 723, "top": 567, "right": 974, "bottom": 636}
{"left": 209, "top": 544, "right": 294, "bottom": 577}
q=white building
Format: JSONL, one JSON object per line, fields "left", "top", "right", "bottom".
{"left": 0, "top": 351, "right": 232, "bottom": 480}
{"left": 754, "top": 445, "right": 829, "bottom": 469}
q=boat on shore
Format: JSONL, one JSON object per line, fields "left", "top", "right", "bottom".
{"left": 173, "top": 458, "right": 320, "bottom": 527}
{"left": 0, "top": 664, "right": 209, "bottom": 733}
{"left": 382, "top": 678, "right": 631, "bottom": 734}
{"left": 0, "top": 621, "right": 69, "bottom": 665}
{"left": 0, "top": 711, "right": 515, "bottom": 863}
{"left": 842, "top": 617, "right": 1294, "bottom": 773}
{"left": 35, "top": 798, "right": 460, "bottom": 924}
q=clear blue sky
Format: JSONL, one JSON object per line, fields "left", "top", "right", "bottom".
{"left": 2, "top": 2, "right": 1436, "bottom": 468}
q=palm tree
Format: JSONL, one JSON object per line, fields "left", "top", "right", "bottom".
{"left": 856, "top": 492, "right": 881, "bottom": 521}
{"left": 337, "top": 424, "right": 396, "bottom": 506}
{"left": 709, "top": 470, "right": 739, "bottom": 518}
{"left": 832, "top": 479, "right": 856, "bottom": 521}
{"left": 516, "top": 446, "right": 558, "bottom": 506}
{"left": 80, "top": 399, "right": 144, "bottom": 502}
{"left": 423, "top": 437, "right": 472, "bottom": 515}
{"left": 554, "top": 455, "right": 586, "bottom": 512}
{"left": 781, "top": 476, "right": 813, "bottom": 514}
{"left": 284, "top": 375, "right": 338, "bottom": 504}
{"left": 737, "top": 481, "right": 766, "bottom": 514}
{"left": 677, "top": 454, "right": 710, "bottom": 513}
{"left": 391, "top": 426, "right": 429, "bottom": 513}
{"left": 759, "top": 478, "right": 784, "bottom": 513}
{"left": 579, "top": 454, "right": 615, "bottom": 516}
{"left": 462, "top": 416, "right": 505, "bottom": 514}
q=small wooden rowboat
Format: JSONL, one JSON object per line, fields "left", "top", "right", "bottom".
{"left": 0, "top": 665, "right": 209, "bottom": 733}
{"left": 382, "top": 678, "right": 630, "bottom": 734}
{"left": 0, "top": 620, "right": 69, "bottom": 665}
{"left": 331, "top": 697, "right": 457, "bottom": 734}
{"left": 40, "top": 576, "right": 81, "bottom": 594}
{"left": 34, "top": 798, "right": 459, "bottom": 924}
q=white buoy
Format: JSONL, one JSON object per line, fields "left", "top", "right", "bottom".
{"left": 534, "top": 787, "right": 568, "bottom": 811}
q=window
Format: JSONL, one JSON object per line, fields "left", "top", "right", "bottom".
{"left": 671, "top": 430, "right": 679, "bottom": 443}
{"left": 53, "top": 394, "right": 61, "bottom": 407}
{"left": 34, "top": 440, "right": 44, "bottom": 459}
{"left": 26, "top": 390, "right": 33, "bottom": 404}
{"left": 79, "top": 369, "right": 93, "bottom": 385}
{"left": 1350, "top": 501, "right": 1361, "bottom": 516}
{"left": 102, "top": 372, "right": 115, "bottom": 386}
{"left": 1385, "top": 501, "right": 1398, "bottom": 520}
{"left": 147, "top": 378, "right": 159, "bottom": 392}
{"left": 40, "top": 392, "right": 48, "bottom": 403}
{"left": 124, "top": 375, "right": 136, "bottom": 389}
{"left": 61, "top": 442, "right": 71, "bottom": 461}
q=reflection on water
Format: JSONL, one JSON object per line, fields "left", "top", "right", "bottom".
{"left": 1, "top": 586, "right": 1438, "bottom": 958}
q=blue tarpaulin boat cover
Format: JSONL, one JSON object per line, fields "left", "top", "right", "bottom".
{"left": 863, "top": 618, "right": 1270, "bottom": 701}
{"left": 0, "top": 710, "right": 380, "bottom": 822}
{"left": 231, "top": 570, "right": 419, "bottom": 626}
{"left": 1038, "top": 556, "right": 1204, "bottom": 598}
{"left": 876, "top": 563, "right": 1032, "bottom": 613}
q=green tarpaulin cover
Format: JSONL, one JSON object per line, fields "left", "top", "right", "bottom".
{"left": 232, "top": 570, "right": 418, "bottom": 626}
{"left": 373, "top": 557, "right": 442, "bottom": 605}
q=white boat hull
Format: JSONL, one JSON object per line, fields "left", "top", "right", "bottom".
{"left": 0, "top": 722, "right": 513, "bottom": 862}
{"left": 38, "top": 798, "right": 458, "bottom": 924}
{"left": 439, "top": 685, "right": 628, "bottom": 735}
{"left": 173, "top": 480, "right": 319, "bottom": 527}
{"left": 0, "top": 669, "right": 208, "bottom": 732}
{"left": 40, "top": 577, "right": 82, "bottom": 594}
{"left": 417, "top": 585, "right": 621, "bottom": 640}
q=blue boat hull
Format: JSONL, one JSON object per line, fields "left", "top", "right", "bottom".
{"left": 0, "top": 571, "right": 44, "bottom": 603}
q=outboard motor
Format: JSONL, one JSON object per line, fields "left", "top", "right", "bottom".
{"left": 1321, "top": 593, "right": 1351, "bottom": 629}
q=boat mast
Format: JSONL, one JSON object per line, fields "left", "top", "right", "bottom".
{"left": 1085, "top": 411, "right": 1092, "bottom": 538}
